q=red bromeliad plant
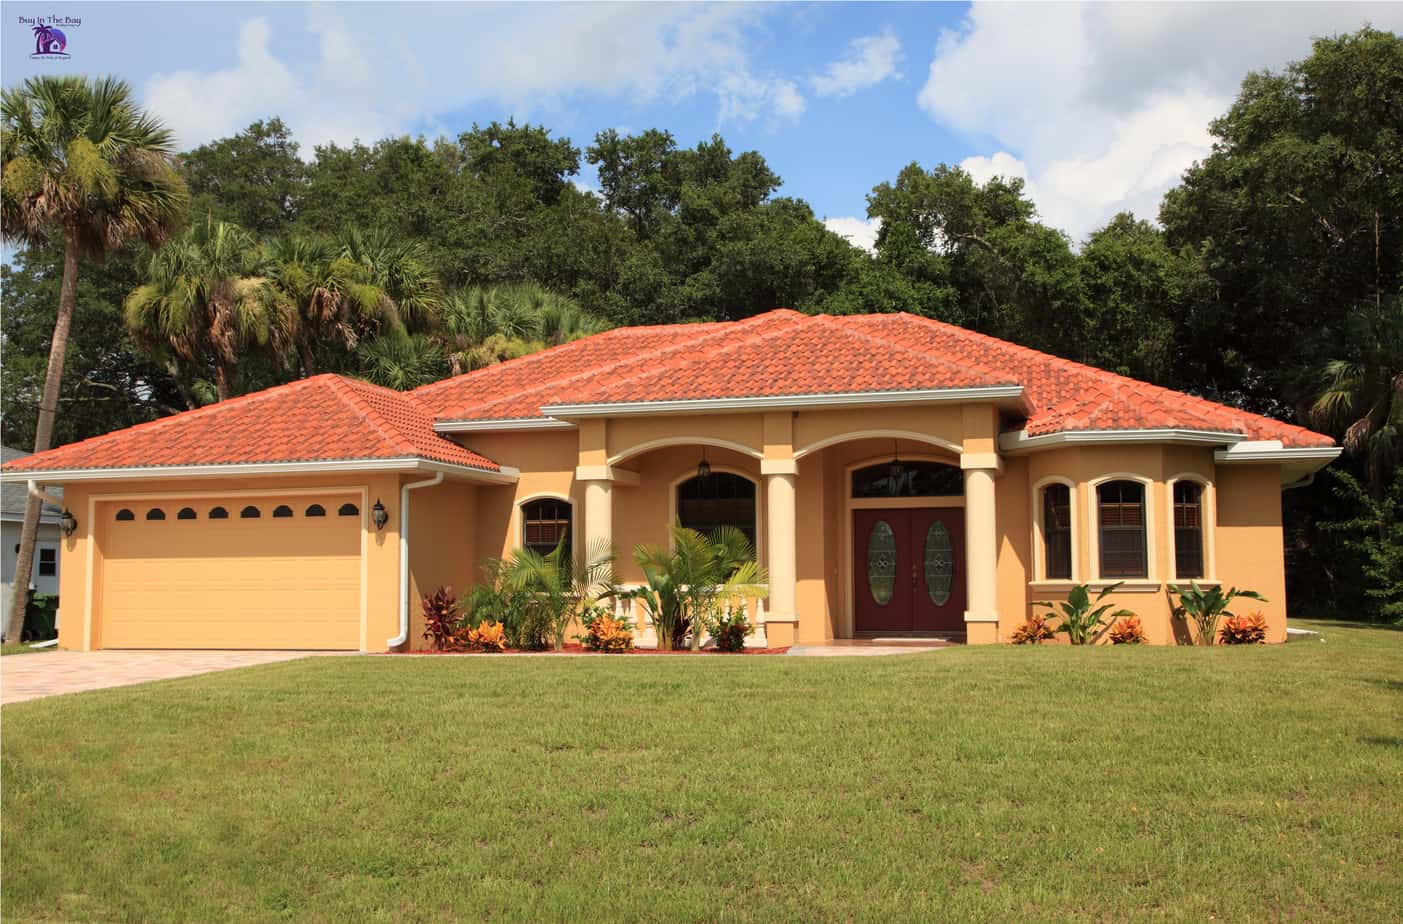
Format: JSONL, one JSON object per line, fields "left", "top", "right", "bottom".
{"left": 1219, "top": 611, "right": 1268, "bottom": 645}
{"left": 422, "top": 586, "right": 463, "bottom": 651}
{"left": 1011, "top": 612, "right": 1055, "bottom": 645}
{"left": 1108, "top": 615, "right": 1147, "bottom": 645}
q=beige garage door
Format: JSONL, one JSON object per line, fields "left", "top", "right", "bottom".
{"left": 99, "top": 495, "right": 363, "bottom": 649}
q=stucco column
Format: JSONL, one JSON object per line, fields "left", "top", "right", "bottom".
{"left": 764, "top": 462, "right": 798, "bottom": 646}
{"left": 581, "top": 476, "right": 612, "bottom": 555}
{"left": 962, "top": 462, "right": 1000, "bottom": 644}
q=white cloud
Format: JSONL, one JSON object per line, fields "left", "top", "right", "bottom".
{"left": 144, "top": 4, "right": 807, "bottom": 152}
{"left": 918, "top": 2, "right": 1403, "bottom": 242}
{"left": 811, "top": 30, "right": 902, "bottom": 98}
{"left": 823, "top": 216, "right": 882, "bottom": 253}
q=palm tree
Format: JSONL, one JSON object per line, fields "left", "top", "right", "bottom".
{"left": 357, "top": 334, "right": 449, "bottom": 390}
{"left": 124, "top": 217, "right": 284, "bottom": 402}
{"left": 504, "top": 537, "right": 615, "bottom": 651}
{"left": 1, "top": 75, "right": 188, "bottom": 641}
{"left": 437, "top": 282, "right": 606, "bottom": 374}
{"left": 1311, "top": 297, "right": 1403, "bottom": 498}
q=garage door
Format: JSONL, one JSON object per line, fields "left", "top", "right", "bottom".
{"left": 99, "top": 495, "right": 363, "bottom": 649}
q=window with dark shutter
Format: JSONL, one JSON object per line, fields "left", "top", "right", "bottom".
{"left": 1173, "top": 481, "right": 1205, "bottom": 579}
{"left": 521, "top": 498, "right": 572, "bottom": 559}
{"left": 1098, "top": 481, "right": 1147, "bottom": 579}
{"left": 1042, "top": 483, "right": 1072, "bottom": 580}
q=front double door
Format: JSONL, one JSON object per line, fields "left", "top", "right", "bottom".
{"left": 853, "top": 507, "right": 966, "bottom": 634}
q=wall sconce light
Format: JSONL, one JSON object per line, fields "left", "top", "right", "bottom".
{"left": 697, "top": 449, "right": 711, "bottom": 480}
{"left": 59, "top": 508, "right": 77, "bottom": 537}
{"left": 371, "top": 499, "right": 389, "bottom": 531}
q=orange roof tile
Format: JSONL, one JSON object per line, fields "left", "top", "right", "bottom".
{"left": 4, "top": 374, "right": 499, "bottom": 474}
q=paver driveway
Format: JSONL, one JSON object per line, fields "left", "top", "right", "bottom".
{"left": 0, "top": 650, "right": 341, "bottom": 705}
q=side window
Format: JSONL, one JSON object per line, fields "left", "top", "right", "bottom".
{"left": 521, "top": 498, "right": 572, "bottom": 559}
{"left": 145, "top": 508, "right": 166, "bottom": 521}
{"left": 272, "top": 505, "right": 294, "bottom": 518}
{"left": 208, "top": 506, "right": 229, "bottom": 520}
{"left": 1041, "top": 483, "right": 1072, "bottom": 580}
{"left": 305, "top": 504, "right": 326, "bottom": 517}
{"left": 337, "top": 503, "right": 359, "bottom": 517}
{"left": 1173, "top": 481, "right": 1205, "bottom": 579}
{"left": 115, "top": 508, "right": 135, "bottom": 521}
{"left": 37, "top": 547, "right": 57, "bottom": 577}
{"left": 1097, "top": 480, "right": 1147, "bottom": 579}
{"left": 177, "top": 507, "right": 198, "bottom": 520}
{"left": 240, "top": 505, "right": 261, "bottom": 519}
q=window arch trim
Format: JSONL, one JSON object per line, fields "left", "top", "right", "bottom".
{"left": 1087, "top": 473, "right": 1157, "bottom": 584}
{"left": 1031, "top": 476, "right": 1078, "bottom": 583}
{"left": 1167, "top": 473, "right": 1215, "bottom": 582}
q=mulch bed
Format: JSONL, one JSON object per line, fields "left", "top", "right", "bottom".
{"left": 387, "top": 643, "right": 791, "bottom": 656}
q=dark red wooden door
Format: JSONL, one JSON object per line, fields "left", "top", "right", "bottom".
{"left": 853, "top": 509, "right": 913, "bottom": 632}
{"left": 909, "top": 507, "right": 966, "bottom": 632}
{"left": 853, "top": 508, "right": 966, "bottom": 634}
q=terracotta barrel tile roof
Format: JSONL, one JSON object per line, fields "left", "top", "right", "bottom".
{"left": 4, "top": 309, "right": 1333, "bottom": 476}
{"left": 4, "top": 374, "right": 500, "bottom": 474}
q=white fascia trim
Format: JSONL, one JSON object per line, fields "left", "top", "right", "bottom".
{"left": 1214, "top": 443, "right": 1342, "bottom": 464}
{"left": 543, "top": 385, "right": 1026, "bottom": 418}
{"left": 0, "top": 457, "right": 519, "bottom": 485}
{"left": 434, "top": 417, "right": 573, "bottom": 433}
{"left": 999, "top": 428, "right": 1245, "bottom": 453}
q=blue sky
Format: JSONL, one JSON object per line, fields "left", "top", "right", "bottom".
{"left": 5, "top": 2, "right": 1400, "bottom": 249}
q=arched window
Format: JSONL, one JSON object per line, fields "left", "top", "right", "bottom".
{"left": 1041, "top": 483, "right": 1072, "bottom": 580}
{"left": 240, "top": 505, "right": 261, "bottom": 519}
{"left": 115, "top": 508, "right": 135, "bottom": 522}
{"left": 337, "top": 503, "right": 359, "bottom": 517}
{"left": 851, "top": 460, "right": 962, "bottom": 498}
{"left": 272, "top": 505, "right": 294, "bottom": 518}
{"left": 677, "top": 472, "right": 756, "bottom": 547}
{"left": 1173, "top": 481, "right": 1205, "bottom": 579}
{"left": 1097, "top": 481, "right": 1147, "bottom": 579}
{"left": 208, "top": 506, "right": 229, "bottom": 520}
{"left": 521, "top": 498, "right": 572, "bottom": 559}
{"left": 177, "top": 507, "right": 197, "bottom": 520}
{"left": 305, "top": 504, "right": 326, "bottom": 517}
{"left": 145, "top": 508, "right": 166, "bottom": 521}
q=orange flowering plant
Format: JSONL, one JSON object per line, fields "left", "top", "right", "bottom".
{"left": 1011, "top": 612, "right": 1055, "bottom": 645}
{"left": 1108, "top": 615, "right": 1146, "bottom": 645}
{"left": 1219, "top": 611, "right": 1268, "bottom": 645}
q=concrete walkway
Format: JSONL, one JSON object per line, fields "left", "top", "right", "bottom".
{"left": 0, "top": 650, "right": 337, "bottom": 705}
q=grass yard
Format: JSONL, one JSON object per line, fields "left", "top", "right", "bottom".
{"left": 3, "top": 621, "right": 1401, "bottom": 923}
{"left": 0, "top": 643, "right": 53, "bottom": 656}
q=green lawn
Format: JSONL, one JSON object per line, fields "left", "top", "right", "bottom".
{"left": 3, "top": 621, "right": 1401, "bottom": 923}
{"left": 0, "top": 642, "right": 53, "bottom": 656}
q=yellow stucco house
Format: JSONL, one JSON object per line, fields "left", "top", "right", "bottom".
{"left": 2, "top": 309, "right": 1339, "bottom": 650}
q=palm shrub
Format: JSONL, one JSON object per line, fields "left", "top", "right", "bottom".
{"left": 503, "top": 537, "right": 615, "bottom": 651}
{"left": 1034, "top": 582, "right": 1134, "bottom": 645}
{"left": 1169, "top": 581, "right": 1267, "bottom": 646}
{"left": 629, "top": 525, "right": 769, "bottom": 651}
{"left": 466, "top": 558, "right": 551, "bottom": 650}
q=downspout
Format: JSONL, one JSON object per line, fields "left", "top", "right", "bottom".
{"left": 389, "top": 471, "right": 445, "bottom": 649}
{"left": 28, "top": 481, "right": 63, "bottom": 509}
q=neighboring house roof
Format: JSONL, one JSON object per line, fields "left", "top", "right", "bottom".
{"left": 2, "top": 375, "right": 501, "bottom": 476}
{"left": 2, "top": 309, "right": 1333, "bottom": 477}
{"left": 1, "top": 447, "right": 62, "bottom": 520}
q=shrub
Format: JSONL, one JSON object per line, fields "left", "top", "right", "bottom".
{"left": 421, "top": 586, "right": 463, "bottom": 651}
{"left": 1011, "top": 613, "right": 1055, "bottom": 645}
{"left": 467, "top": 559, "right": 550, "bottom": 650}
{"left": 583, "top": 614, "right": 634, "bottom": 652}
{"left": 504, "top": 537, "right": 615, "bottom": 651}
{"left": 1108, "top": 616, "right": 1147, "bottom": 645}
{"left": 630, "top": 525, "right": 768, "bottom": 651}
{"left": 1033, "top": 583, "right": 1134, "bottom": 645}
{"left": 1170, "top": 581, "right": 1267, "bottom": 646}
{"left": 1219, "top": 611, "right": 1268, "bottom": 645}
{"left": 465, "top": 620, "right": 507, "bottom": 652}
{"left": 710, "top": 605, "right": 753, "bottom": 652}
